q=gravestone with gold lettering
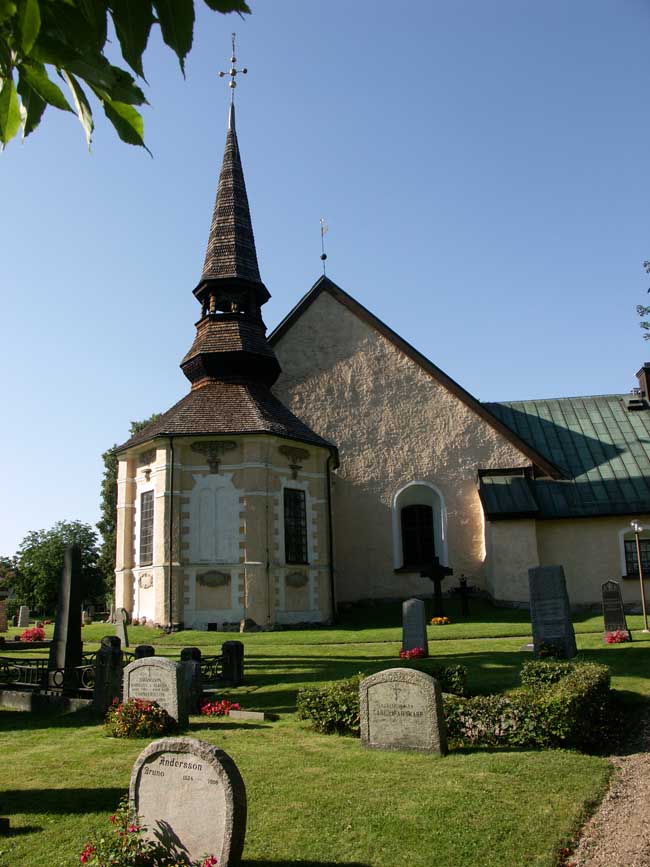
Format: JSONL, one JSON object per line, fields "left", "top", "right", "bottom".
{"left": 123, "top": 658, "right": 188, "bottom": 727}
{"left": 359, "top": 668, "right": 447, "bottom": 754}
{"left": 130, "top": 737, "right": 246, "bottom": 866}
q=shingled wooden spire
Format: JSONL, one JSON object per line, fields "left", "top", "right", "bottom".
{"left": 194, "top": 103, "right": 270, "bottom": 309}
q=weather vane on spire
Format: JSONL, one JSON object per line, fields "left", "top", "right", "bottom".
{"left": 218, "top": 33, "right": 247, "bottom": 103}
{"left": 320, "top": 217, "right": 328, "bottom": 275}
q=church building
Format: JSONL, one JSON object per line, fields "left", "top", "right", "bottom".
{"left": 114, "top": 63, "right": 650, "bottom": 629}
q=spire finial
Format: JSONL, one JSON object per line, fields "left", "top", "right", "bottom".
{"left": 320, "top": 217, "right": 328, "bottom": 275}
{"left": 218, "top": 32, "right": 248, "bottom": 104}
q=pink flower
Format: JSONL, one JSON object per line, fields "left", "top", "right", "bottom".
{"left": 203, "top": 856, "right": 218, "bottom": 866}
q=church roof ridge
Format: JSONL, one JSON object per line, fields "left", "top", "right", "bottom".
{"left": 269, "top": 275, "right": 563, "bottom": 479}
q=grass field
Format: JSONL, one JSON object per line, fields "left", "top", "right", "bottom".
{"left": 0, "top": 602, "right": 647, "bottom": 867}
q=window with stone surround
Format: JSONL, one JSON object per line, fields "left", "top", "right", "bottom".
{"left": 139, "top": 490, "right": 154, "bottom": 566}
{"left": 284, "top": 488, "right": 308, "bottom": 564}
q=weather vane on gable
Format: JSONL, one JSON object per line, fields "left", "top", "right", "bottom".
{"left": 320, "top": 217, "right": 328, "bottom": 275}
{"left": 218, "top": 33, "right": 247, "bottom": 102}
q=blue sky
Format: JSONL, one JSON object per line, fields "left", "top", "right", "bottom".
{"left": 1, "top": 0, "right": 649, "bottom": 555}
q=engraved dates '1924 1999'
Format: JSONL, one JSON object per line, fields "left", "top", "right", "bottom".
{"left": 130, "top": 737, "right": 247, "bottom": 867}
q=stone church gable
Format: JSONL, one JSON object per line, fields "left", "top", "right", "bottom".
{"left": 271, "top": 277, "right": 552, "bottom": 600}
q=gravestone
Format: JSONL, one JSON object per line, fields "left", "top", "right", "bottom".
{"left": 0, "top": 601, "right": 6, "bottom": 633}
{"left": 135, "top": 644, "right": 156, "bottom": 659}
{"left": 123, "top": 657, "right": 188, "bottom": 727}
{"left": 93, "top": 636, "right": 123, "bottom": 714}
{"left": 359, "top": 668, "right": 447, "bottom": 754}
{"left": 528, "top": 565, "right": 577, "bottom": 659}
{"left": 17, "top": 606, "right": 30, "bottom": 628}
{"left": 401, "top": 598, "right": 429, "bottom": 655}
{"left": 48, "top": 545, "right": 83, "bottom": 690}
{"left": 130, "top": 737, "right": 246, "bottom": 866}
{"left": 601, "top": 580, "right": 630, "bottom": 638}
{"left": 221, "top": 641, "right": 244, "bottom": 685}
{"left": 180, "top": 647, "right": 203, "bottom": 714}
{"left": 116, "top": 608, "right": 129, "bottom": 648}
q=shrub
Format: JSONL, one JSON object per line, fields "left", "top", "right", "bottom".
{"left": 201, "top": 699, "right": 241, "bottom": 717}
{"left": 79, "top": 797, "right": 218, "bottom": 866}
{"left": 445, "top": 661, "right": 611, "bottom": 751}
{"left": 20, "top": 626, "right": 45, "bottom": 642}
{"left": 297, "top": 664, "right": 468, "bottom": 735}
{"left": 297, "top": 675, "right": 362, "bottom": 735}
{"left": 105, "top": 698, "right": 176, "bottom": 739}
{"left": 520, "top": 659, "right": 573, "bottom": 687}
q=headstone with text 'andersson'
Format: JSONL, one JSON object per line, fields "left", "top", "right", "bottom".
{"left": 130, "top": 737, "right": 247, "bottom": 867}
{"left": 360, "top": 668, "right": 447, "bottom": 755}
{"left": 123, "top": 657, "right": 188, "bottom": 727}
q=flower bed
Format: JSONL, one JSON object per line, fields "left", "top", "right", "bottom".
{"left": 399, "top": 647, "right": 427, "bottom": 659}
{"left": 105, "top": 698, "right": 176, "bottom": 739}
{"left": 20, "top": 626, "right": 45, "bottom": 642}
{"left": 606, "top": 629, "right": 630, "bottom": 643}
{"left": 200, "top": 698, "right": 241, "bottom": 717}
{"left": 430, "top": 616, "right": 450, "bottom": 625}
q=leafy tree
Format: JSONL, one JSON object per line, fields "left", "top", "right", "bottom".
{"left": 638, "top": 261, "right": 650, "bottom": 341}
{"left": 14, "top": 520, "right": 103, "bottom": 612}
{"left": 97, "top": 415, "right": 161, "bottom": 590}
{"left": 0, "top": 554, "right": 18, "bottom": 592}
{"left": 0, "top": 0, "right": 250, "bottom": 149}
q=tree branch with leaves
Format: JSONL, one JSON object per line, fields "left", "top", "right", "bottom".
{"left": 638, "top": 261, "right": 650, "bottom": 341}
{"left": 0, "top": 0, "right": 250, "bottom": 150}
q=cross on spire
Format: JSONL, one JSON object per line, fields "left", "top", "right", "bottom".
{"left": 218, "top": 33, "right": 247, "bottom": 103}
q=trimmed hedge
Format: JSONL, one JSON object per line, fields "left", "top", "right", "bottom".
{"left": 297, "top": 660, "right": 612, "bottom": 752}
{"left": 296, "top": 664, "right": 468, "bottom": 736}
{"left": 445, "top": 661, "right": 611, "bottom": 751}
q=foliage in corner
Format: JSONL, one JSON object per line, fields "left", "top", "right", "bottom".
{"left": 637, "top": 260, "right": 650, "bottom": 341}
{"left": 0, "top": 0, "right": 251, "bottom": 150}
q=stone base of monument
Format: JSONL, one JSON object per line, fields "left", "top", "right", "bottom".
{"left": 228, "top": 709, "right": 278, "bottom": 722}
{"left": 520, "top": 642, "right": 534, "bottom": 652}
{"left": 0, "top": 688, "right": 92, "bottom": 714}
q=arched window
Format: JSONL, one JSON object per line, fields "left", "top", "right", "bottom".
{"left": 392, "top": 482, "right": 447, "bottom": 571}
{"left": 401, "top": 504, "right": 435, "bottom": 568}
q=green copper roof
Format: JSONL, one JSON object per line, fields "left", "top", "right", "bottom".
{"left": 480, "top": 395, "right": 650, "bottom": 519}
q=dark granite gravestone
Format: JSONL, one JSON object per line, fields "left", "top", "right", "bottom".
{"left": 93, "top": 636, "right": 123, "bottom": 714}
{"left": 135, "top": 644, "right": 156, "bottom": 659}
{"left": 359, "top": 668, "right": 447, "bottom": 754}
{"left": 180, "top": 647, "right": 203, "bottom": 714}
{"left": 130, "top": 737, "right": 246, "bottom": 866}
{"left": 123, "top": 657, "right": 188, "bottom": 727}
{"left": 221, "top": 641, "right": 244, "bottom": 685}
{"left": 116, "top": 608, "right": 129, "bottom": 648}
{"left": 528, "top": 565, "right": 577, "bottom": 659}
{"left": 48, "top": 545, "right": 83, "bottom": 690}
{"left": 420, "top": 557, "right": 453, "bottom": 617}
{"left": 0, "top": 601, "right": 6, "bottom": 633}
{"left": 601, "top": 580, "right": 630, "bottom": 638}
{"left": 402, "top": 598, "right": 429, "bottom": 655}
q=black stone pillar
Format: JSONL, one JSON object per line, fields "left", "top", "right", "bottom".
{"left": 93, "top": 636, "right": 123, "bottom": 714}
{"left": 181, "top": 646, "right": 203, "bottom": 713}
{"left": 221, "top": 640, "right": 244, "bottom": 685}
{"left": 48, "top": 545, "right": 83, "bottom": 691}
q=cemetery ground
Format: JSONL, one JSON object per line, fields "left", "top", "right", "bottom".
{"left": 1, "top": 599, "right": 649, "bottom": 867}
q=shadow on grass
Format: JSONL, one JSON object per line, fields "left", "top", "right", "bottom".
{"left": 243, "top": 862, "right": 372, "bottom": 867}
{"left": 0, "top": 707, "right": 100, "bottom": 733}
{"left": 2, "top": 788, "right": 125, "bottom": 815}
{"left": 2, "top": 825, "right": 42, "bottom": 836}
{"left": 189, "top": 721, "right": 270, "bottom": 732}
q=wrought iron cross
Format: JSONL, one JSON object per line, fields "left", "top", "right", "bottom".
{"left": 218, "top": 33, "right": 248, "bottom": 102}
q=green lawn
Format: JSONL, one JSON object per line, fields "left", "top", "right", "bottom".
{"left": 1, "top": 604, "right": 648, "bottom": 867}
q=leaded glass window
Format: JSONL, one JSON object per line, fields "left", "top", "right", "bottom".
{"left": 139, "top": 490, "right": 154, "bottom": 566}
{"left": 284, "top": 489, "right": 308, "bottom": 564}
{"left": 624, "top": 538, "right": 650, "bottom": 576}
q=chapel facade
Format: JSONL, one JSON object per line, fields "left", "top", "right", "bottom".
{"left": 114, "top": 102, "right": 337, "bottom": 630}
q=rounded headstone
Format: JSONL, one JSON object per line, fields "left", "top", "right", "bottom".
{"left": 123, "top": 657, "right": 188, "bottom": 726}
{"left": 134, "top": 644, "right": 156, "bottom": 659}
{"left": 130, "top": 737, "right": 246, "bottom": 866}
